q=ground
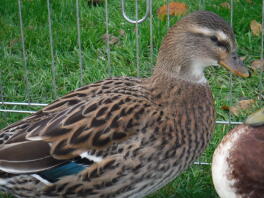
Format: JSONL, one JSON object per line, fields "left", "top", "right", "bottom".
{"left": 0, "top": 0, "right": 263, "bottom": 197}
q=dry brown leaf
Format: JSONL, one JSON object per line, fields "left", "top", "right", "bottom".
{"left": 222, "top": 99, "right": 255, "bottom": 116}
{"left": 246, "top": 0, "right": 252, "bottom": 3}
{"left": 102, "top": 34, "right": 119, "bottom": 45}
{"left": 251, "top": 59, "right": 264, "bottom": 71}
{"left": 220, "top": 2, "right": 231, "bottom": 9}
{"left": 250, "top": 20, "right": 262, "bottom": 36}
{"left": 8, "top": 38, "right": 19, "bottom": 48}
{"left": 157, "top": 2, "right": 188, "bottom": 20}
{"left": 229, "top": 106, "right": 240, "bottom": 116}
{"left": 238, "top": 99, "right": 255, "bottom": 110}
{"left": 221, "top": 105, "right": 230, "bottom": 111}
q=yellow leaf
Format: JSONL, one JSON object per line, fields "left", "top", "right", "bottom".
{"left": 250, "top": 20, "right": 262, "bottom": 36}
{"left": 157, "top": 2, "right": 188, "bottom": 20}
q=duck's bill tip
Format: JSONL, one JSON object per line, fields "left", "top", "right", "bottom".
{"left": 219, "top": 60, "right": 249, "bottom": 78}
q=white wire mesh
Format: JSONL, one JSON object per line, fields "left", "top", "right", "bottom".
{"left": 18, "top": 0, "right": 31, "bottom": 101}
{"left": 47, "top": 0, "right": 58, "bottom": 98}
{"left": 0, "top": 0, "right": 263, "bottom": 166}
{"left": 0, "top": 2, "right": 262, "bottom": 119}
{"left": 76, "top": 0, "right": 84, "bottom": 85}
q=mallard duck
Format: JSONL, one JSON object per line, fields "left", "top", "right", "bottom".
{"left": 212, "top": 107, "right": 264, "bottom": 198}
{"left": 0, "top": 11, "right": 248, "bottom": 198}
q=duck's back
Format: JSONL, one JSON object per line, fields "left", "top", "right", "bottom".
{"left": 0, "top": 77, "right": 215, "bottom": 198}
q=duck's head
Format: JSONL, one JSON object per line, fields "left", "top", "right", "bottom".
{"left": 155, "top": 11, "right": 249, "bottom": 83}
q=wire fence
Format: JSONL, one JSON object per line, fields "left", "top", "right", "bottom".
{"left": 0, "top": 0, "right": 264, "bottom": 166}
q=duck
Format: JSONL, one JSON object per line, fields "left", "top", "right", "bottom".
{"left": 0, "top": 11, "right": 248, "bottom": 198}
{"left": 212, "top": 107, "right": 264, "bottom": 198}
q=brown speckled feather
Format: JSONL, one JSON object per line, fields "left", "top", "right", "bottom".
{"left": 0, "top": 76, "right": 215, "bottom": 197}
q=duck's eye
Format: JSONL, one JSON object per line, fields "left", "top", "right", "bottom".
{"left": 210, "top": 36, "right": 218, "bottom": 42}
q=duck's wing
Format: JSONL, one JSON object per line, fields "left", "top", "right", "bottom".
{"left": 0, "top": 78, "right": 165, "bottom": 175}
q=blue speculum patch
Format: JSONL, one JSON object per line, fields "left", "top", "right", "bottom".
{"left": 38, "top": 162, "right": 86, "bottom": 183}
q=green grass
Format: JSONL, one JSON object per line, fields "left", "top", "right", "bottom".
{"left": 0, "top": 0, "right": 263, "bottom": 197}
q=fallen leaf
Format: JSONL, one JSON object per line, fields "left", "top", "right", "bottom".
{"left": 250, "top": 20, "right": 262, "bottom": 36}
{"left": 238, "top": 99, "right": 255, "bottom": 110}
{"left": 229, "top": 106, "right": 240, "bottom": 116}
{"left": 246, "top": 0, "right": 252, "bottom": 3}
{"left": 251, "top": 59, "right": 264, "bottom": 71}
{"left": 102, "top": 34, "right": 119, "bottom": 45}
{"left": 8, "top": 38, "right": 19, "bottom": 48}
{"left": 157, "top": 2, "right": 188, "bottom": 20}
{"left": 220, "top": 2, "right": 231, "bottom": 9}
{"left": 222, "top": 99, "right": 255, "bottom": 116}
{"left": 221, "top": 105, "right": 230, "bottom": 111}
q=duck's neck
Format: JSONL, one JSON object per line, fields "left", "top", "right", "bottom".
{"left": 144, "top": 71, "right": 213, "bottom": 116}
{"left": 153, "top": 55, "right": 217, "bottom": 84}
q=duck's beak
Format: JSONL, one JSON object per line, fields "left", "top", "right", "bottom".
{"left": 218, "top": 52, "right": 249, "bottom": 78}
{"left": 245, "top": 107, "right": 264, "bottom": 127}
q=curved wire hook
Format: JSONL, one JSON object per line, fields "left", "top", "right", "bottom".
{"left": 121, "top": 0, "right": 151, "bottom": 24}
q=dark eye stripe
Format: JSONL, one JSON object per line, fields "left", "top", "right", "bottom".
{"left": 191, "top": 32, "right": 231, "bottom": 52}
{"left": 216, "top": 40, "right": 230, "bottom": 52}
{"left": 210, "top": 35, "right": 230, "bottom": 52}
{"left": 210, "top": 36, "right": 218, "bottom": 42}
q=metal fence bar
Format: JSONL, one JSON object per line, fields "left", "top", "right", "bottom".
{"left": 47, "top": 0, "right": 58, "bottom": 98}
{"left": 0, "top": 102, "right": 48, "bottom": 106}
{"left": 259, "top": 0, "right": 264, "bottom": 95}
{"left": 0, "top": 109, "right": 36, "bottom": 114}
{"left": 149, "top": 0, "right": 153, "bottom": 65}
{"left": 194, "top": 161, "right": 211, "bottom": 165}
{"left": 0, "top": 103, "right": 245, "bottom": 125}
{"left": 0, "top": 102, "right": 245, "bottom": 125}
{"left": 166, "top": 0, "right": 170, "bottom": 28}
{"left": 228, "top": 0, "right": 234, "bottom": 126}
{"left": 76, "top": 0, "right": 84, "bottom": 85}
{"left": 105, "top": 0, "right": 111, "bottom": 76}
{"left": 199, "top": 0, "right": 205, "bottom": 10}
{"left": 135, "top": 0, "right": 140, "bottom": 77}
{"left": 121, "top": 0, "right": 150, "bottom": 24}
{"left": 0, "top": 78, "right": 3, "bottom": 104}
{"left": 18, "top": 0, "right": 31, "bottom": 102}
{"left": 216, "top": 121, "right": 242, "bottom": 125}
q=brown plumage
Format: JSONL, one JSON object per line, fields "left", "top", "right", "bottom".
{"left": 0, "top": 11, "right": 248, "bottom": 198}
{"left": 212, "top": 107, "right": 264, "bottom": 198}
